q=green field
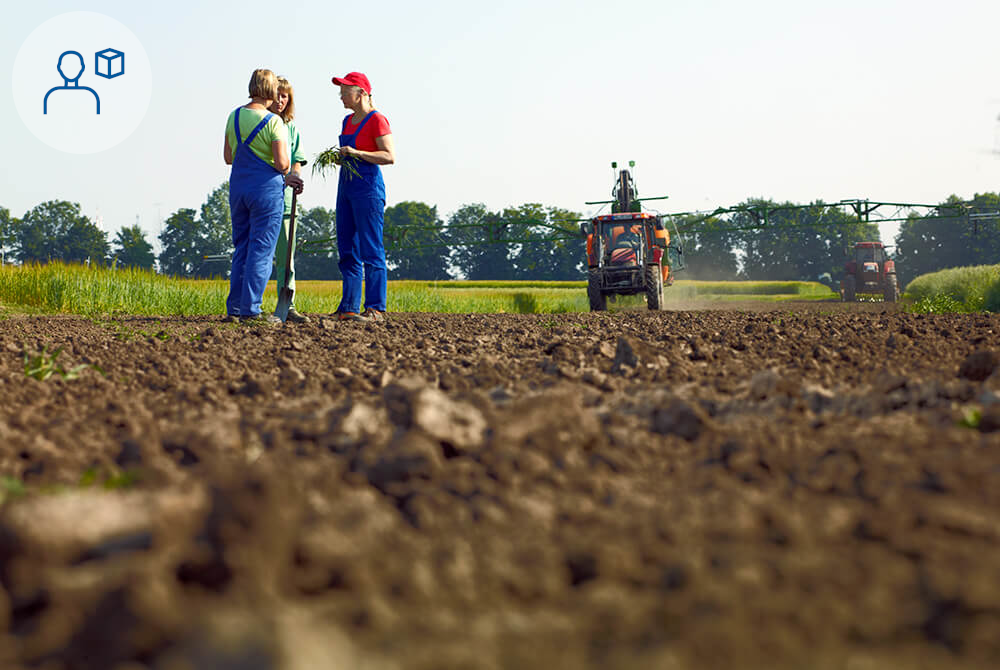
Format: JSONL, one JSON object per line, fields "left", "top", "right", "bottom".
{"left": 904, "top": 264, "right": 1000, "bottom": 313}
{"left": 0, "top": 263, "right": 838, "bottom": 316}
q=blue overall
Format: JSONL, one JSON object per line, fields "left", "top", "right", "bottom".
{"left": 227, "top": 108, "right": 284, "bottom": 317}
{"left": 336, "top": 111, "right": 387, "bottom": 313}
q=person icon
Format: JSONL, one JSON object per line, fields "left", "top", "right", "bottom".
{"left": 43, "top": 51, "right": 100, "bottom": 115}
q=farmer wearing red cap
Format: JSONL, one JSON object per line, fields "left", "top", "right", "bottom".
{"left": 331, "top": 71, "right": 395, "bottom": 322}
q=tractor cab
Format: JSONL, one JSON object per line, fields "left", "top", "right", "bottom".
{"left": 854, "top": 244, "right": 887, "bottom": 265}
{"left": 586, "top": 214, "right": 665, "bottom": 271}
{"left": 611, "top": 167, "right": 641, "bottom": 214}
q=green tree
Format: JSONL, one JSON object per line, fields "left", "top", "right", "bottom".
{"left": 17, "top": 200, "right": 109, "bottom": 264}
{"left": 733, "top": 200, "right": 879, "bottom": 281}
{"left": 447, "top": 204, "right": 516, "bottom": 280}
{"left": 157, "top": 182, "right": 237, "bottom": 277}
{"left": 157, "top": 208, "right": 201, "bottom": 277}
{"left": 294, "top": 205, "right": 341, "bottom": 280}
{"left": 509, "top": 203, "right": 584, "bottom": 280}
{"left": 113, "top": 224, "right": 155, "bottom": 270}
{"left": 385, "top": 201, "right": 451, "bottom": 279}
{"left": 199, "top": 181, "right": 232, "bottom": 257}
{"left": 894, "top": 193, "right": 1000, "bottom": 287}
{"left": 0, "top": 207, "right": 16, "bottom": 264}
{"left": 63, "top": 218, "right": 111, "bottom": 264}
{"left": 676, "top": 214, "right": 740, "bottom": 280}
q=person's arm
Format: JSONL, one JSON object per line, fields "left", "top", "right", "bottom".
{"left": 285, "top": 162, "right": 304, "bottom": 193}
{"left": 224, "top": 136, "right": 233, "bottom": 165}
{"left": 271, "top": 138, "right": 290, "bottom": 173}
{"left": 342, "top": 133, "right": 395, "bottom": 165}
{"left": 285, "top": 125, "right": 305, "bottom": 193}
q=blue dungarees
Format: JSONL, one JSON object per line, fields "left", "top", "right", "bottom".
{"left": 336, "top": 110, "right": 387, "bottom": 313}
{"left": 227, "top": 108, "right": 285, "bottom": 317}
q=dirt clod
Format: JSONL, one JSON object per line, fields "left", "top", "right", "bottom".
{"left": 959, "top": 349, "right": 999, "bottom": 381}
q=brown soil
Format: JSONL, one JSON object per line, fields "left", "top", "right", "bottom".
{"left": 1, "top": 305, "right": 999, "bottom": 669}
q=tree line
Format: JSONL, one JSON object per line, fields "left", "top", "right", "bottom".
{"left": 1, "top": 184, "right": 996, "bottom": 283}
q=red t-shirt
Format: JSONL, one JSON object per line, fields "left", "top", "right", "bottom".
{"left": 341, "top": 112, "right": 391, "bottom": 152}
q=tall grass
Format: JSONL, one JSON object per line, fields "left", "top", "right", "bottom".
{"left": 0, "top": 263, "right": 226, "bottom": 315}
{"left": 0, "top": 263, "right": 836, "bottom": 316}
{"left": 904, "top": 265, "right": 1000, "bottom": 312}
{"left": 0, "top": 264, "right": 591, "bottom": 315}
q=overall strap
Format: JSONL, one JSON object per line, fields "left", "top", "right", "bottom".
{"left": 343, "top": 110, "right": 377, "bottom": 135}
{"left": 234, "top": 108, "right": 243, "bottom": 144}
{"left": 244, "top": 112, "right": 274, "bottom": 146}
{"left": 354, "top": 110, "right": 377, "bottom": 135}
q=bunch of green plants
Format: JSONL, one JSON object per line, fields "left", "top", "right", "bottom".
{"left": 79, "top": 466, "right": 140, "bottom": 490}
{"left": 958, "top": 407, "right": 982, "bottom": 430}
{"left": 984, "top": 280, "right": 1000, "bottom": 312}
{"left": 0, "top": 467, "right": 139, "bottom": 506}
{"left": 0, "top": 476, "right": 26, "bottom": 505}
{"left": 23, "top": 345, "right": 98, "bottom": 381}
{"left": 905, "top": 264, "right": 1000, "bottom": 312}
{"left": 312, "top": 147, "right": 361, "bottom": 179}
{"left": 906, "top": 294, "right": 974, "bottom": 314}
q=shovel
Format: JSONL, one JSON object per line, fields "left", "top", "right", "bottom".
{"left": 274, "top": 189, "right": 297, "bottom": 322}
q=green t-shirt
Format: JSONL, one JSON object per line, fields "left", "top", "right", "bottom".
{"left": 225, "top": 107, "right": 288, "bottom": 169}
{"left": 283, "top": 120, "right": 307, "bottom": 216}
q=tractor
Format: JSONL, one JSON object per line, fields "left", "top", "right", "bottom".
{"left": 840, "top": 241, "right": 899, "bottom": 302}
{"left": 580, "top": 164, "right": 680, "bottom": 311}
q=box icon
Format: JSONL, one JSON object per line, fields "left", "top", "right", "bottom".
{"left": 95, "top": 48, "right": 124, "bottom": 79}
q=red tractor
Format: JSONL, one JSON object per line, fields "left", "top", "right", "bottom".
{"left": 580, "top": 165, "right": 677, "bottom": 311}
{"left": 840, "top": 241, "right": 899, "bottom": 302}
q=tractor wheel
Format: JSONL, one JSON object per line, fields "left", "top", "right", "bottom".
{"left": 587, "top": 270, "right": 607, "bottom": 311}
{"left": 645, "top": 265, "right": 664, "bottom": 311}
{"left": 884, "top": 274, "right": 899, "bottom": 303}
{"left": 843, "top": 276, "right": 856, "bottom": 302}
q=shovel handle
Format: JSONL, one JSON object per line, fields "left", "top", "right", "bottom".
{"left": 283, "top": 190, "right": 297, "bottom": 289}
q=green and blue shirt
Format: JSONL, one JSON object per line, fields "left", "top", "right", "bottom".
{"left": 225, "top": 107, "right": 288, "bottom": 169}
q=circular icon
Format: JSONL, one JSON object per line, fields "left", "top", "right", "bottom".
{"left": 12, "top": 12, "right": 152, "bottom": 154}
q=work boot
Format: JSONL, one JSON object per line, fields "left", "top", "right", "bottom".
{"left": 363, "top": 308, "right": 387, "bottom": 322}
{"left": 337, "top": 311, "right": 365, "bottom": 322}
{"left": 240, "top": 313, "right": 282, "bottom": 326}
{"left": 222, "top": 314, "right": 239, "bottom": 323}
{"left": 285, "top": 307, "right": 310, "bottom": 323}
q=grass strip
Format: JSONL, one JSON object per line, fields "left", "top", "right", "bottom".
{"left": 904, "top": 264, "right": 1000, "bottom": 312}
{"left": 0, "top": 263, "right": 837, "bottom": 316}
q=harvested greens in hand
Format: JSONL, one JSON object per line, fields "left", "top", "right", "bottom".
{"left": 312, "top": 147, "right": 361, "bottom": 179}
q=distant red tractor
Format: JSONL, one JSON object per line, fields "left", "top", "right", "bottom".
{"left": 840, "top": 241, "right": 899, "bottom": 302}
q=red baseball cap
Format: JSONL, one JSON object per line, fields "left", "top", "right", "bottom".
{"left": 331, "top": 72, "right": 371, "bottom": 94}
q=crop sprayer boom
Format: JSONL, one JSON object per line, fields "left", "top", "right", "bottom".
{"left": 292, "top": 164, "right": 994, "bottom": 259}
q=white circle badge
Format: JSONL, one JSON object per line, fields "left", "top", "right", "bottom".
{"left": 12, "top": 12, "right": 152, "bottom": 154}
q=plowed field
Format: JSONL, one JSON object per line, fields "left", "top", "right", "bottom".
{"left": 1, "top": 304, "right": 999, "bottom": 669}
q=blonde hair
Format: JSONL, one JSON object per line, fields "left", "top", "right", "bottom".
{"left": 277, "top": 77, "right": 295, "bottom": 122}
{"left": 248, "top": 68, "right": 278, "bottom": 101}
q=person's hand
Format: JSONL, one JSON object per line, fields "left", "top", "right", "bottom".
{"left": 340, "top": 145, "right": 358, "bottom": 158}
{"left": 285, "top": 172, "right": 304, "bottom": 194}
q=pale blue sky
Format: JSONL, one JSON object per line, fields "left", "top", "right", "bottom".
{"left": 4, "top": 0, "right": 1000, "bottom": 251}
